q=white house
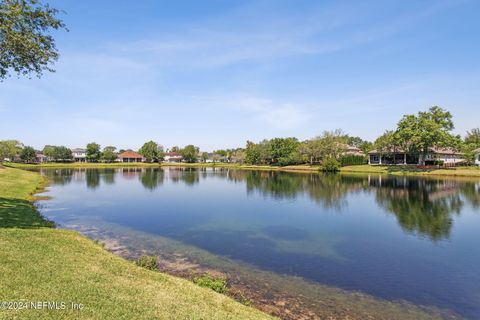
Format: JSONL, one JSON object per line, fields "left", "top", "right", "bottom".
{"left": 35, "top": 151, "right": 47, "bottom": 163}
{"left": 164, "top": 152, "right": 183, "bottom": 163}
{"left": 72, "top": 148, "right": 87, "bottom": 162}
{"left": 475, "top": 148, "right": 480, "bottom": 166}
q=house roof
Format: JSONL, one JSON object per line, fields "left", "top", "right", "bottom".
{"left": 118, "top": 150, "right": 143, "bottom": 159}
{"left": 72, "top": 148, "right": 86, "bottom": 152}
{"left": 368, "top": 147, "right": 463, "bottom": 155}
{"left": 430, "top": 147, "right": 464, "bottom": 155}
{"left": 165, "top": 152, "right": 182, "bottom": 157}
{"left": 368, "top": 148, "right": 404, "bottom": 154}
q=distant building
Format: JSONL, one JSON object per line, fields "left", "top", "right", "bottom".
{"left": 164, "top": 152, "right": 183, "bottom": 163}
{"left": 368, "top": 147, "right": 464, "bottom": 166}
{"left": 342, "top": 145, "right": 365, "bottom": 156}
{"left": 202, "top": 152, "right": 214, "bottom": 163}
{"left": 118, "top": 150, "right": 145, "bottom": 163}
{"left": 72, "top": 148, "right": 87, "bottom": 162}
{"left": 35, "top": 151, "right": 47, "bottom": 163}
{"left": 475, "top": 148, "right": 480, "bottom": 166}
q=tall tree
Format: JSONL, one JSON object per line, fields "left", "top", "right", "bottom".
{"left": 180, "top": 145, "right": 199, "bottom": 163}
{"left": 101, "top": 146, "right": 117, "bottom": 162}
{"left": 465, "top": 128, "right": 480, "bottom": 147}
{"left": 245, "top": 141, "right": 261, "bottom": 165}
{"left": 0, "top": 139, "right": 22, "bottom": 160}
{"left": 43, "top": 145, "right": 71, "bottom": 161}
{"left": 56, "top": 146, "right": 72, "bottom": 161}
{"left": 212, "top": 153, "right": 221, "bottom": 163}
{"left": 86, "top": 142, "right": 101, "bottom": 162}
{"left": 359, "top": 141, "right": 374, "bottom": 154}
{"left": 42, "top": 145, "right": 55, "bottom": 160}
{"left": 0, "top": 0, "right": 67, "bottom": 80}
{"left": 269, "top": 137, "right": 300, "bottom": 166}
{"left": 300, "top": 139, "right": 322, "bottom": 165}
{"left": 345, "top": 136, "right": 364, "bottom": 148}
{"left": 461, "top": 128, "right": 480, "bottom": 165}
{"left": 374, "top": 131, "right": 399, "bottom": 155}
{"left": 139, "top": 141, "right": 163, "bottom": 163}
{"left": 396, "top": 106, "right": 458, "bottom": 165}
{"left": 301, "top": 130, "right": 347, "bottom": 164}
{"left": 20, "top": 145, "right": 36, "bottom": 162}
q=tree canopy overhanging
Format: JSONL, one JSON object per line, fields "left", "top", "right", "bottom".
{"left": 0, "top": 0, "right": 66, "bottom": 80}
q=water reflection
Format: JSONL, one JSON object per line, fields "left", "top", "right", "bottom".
{"left": 139, "top": 168, "right": 164, "bottom": 191}
{"left": 102, "top": 169, "right": 115, "bottom": 185}
{"left": 36, "top": 167, "right": 480, "bottom": 318}
{"left": 373, "top": 177, "right": 463, "bottom": 240}
{"left": 38, "top": 167, "right": 480, "bottom": 241}
{"left": 86, "top": 169, "right": 100, "bottom": 189}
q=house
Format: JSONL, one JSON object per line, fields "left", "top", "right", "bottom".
{"left": 35, "top": 151, "right": 47, "bottom": 163}
{"left": 475, "top": 148, "right": 480, "bottom": 166}
{"left": 342, "top": 145, "right": 365, "bottom": 156}
{"left": 164, "top": 152, "right": 183, "bottom": 163}
{"left": 72, "top": 148, "right": 87, "bottom": 162}
{"left": 118, "top": 150, "right": 145, "bottom": 163}
{"left": 368, "top": 147, "right": 464, "bottom": 166}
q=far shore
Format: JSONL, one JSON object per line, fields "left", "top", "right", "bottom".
{"left": 4, "top": 162, "right": 480, "bottom": 177}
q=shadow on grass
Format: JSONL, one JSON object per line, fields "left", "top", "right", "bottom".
{"left": 0, "top": 197, "right": 55, "bottom": 228}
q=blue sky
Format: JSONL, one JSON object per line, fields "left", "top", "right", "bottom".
{"left": 1, "top": 0, "right": 479, "bottom": 151}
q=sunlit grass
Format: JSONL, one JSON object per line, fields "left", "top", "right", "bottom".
{"left": 341, "top": 165, "right": 480, "bottom": 176}
{"left": 0, "top": 166, "right": 274, "bottom": 319}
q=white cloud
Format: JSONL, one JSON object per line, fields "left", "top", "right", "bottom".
{"left": 193, "top": 95, "right": 309, "bottom": 130}
{"left": 99, "top": 1, "right": 459, "bottom": 70}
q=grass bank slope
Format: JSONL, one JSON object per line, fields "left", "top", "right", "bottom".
{"left": 0, "top": 229, "right": 272, "bottom": 319}
{"left": 341, "top": 165, "right": 480, "bottom": 177}
{"left": 0, "top": 166, "right": 274, "bottom": 319}
{"left": 4, "top": 162, "right": 159, "bottom": 169}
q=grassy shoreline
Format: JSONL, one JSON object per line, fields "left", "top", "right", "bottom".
{"left": 0, "top": 166, "right": 273, "bottom": 319}
{"left": 5, "top": 161, "right": 480, "bottom": 177}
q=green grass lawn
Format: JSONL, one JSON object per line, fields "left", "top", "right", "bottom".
{"left": 0, "top": 166, "right": 274, "bottom": 319}
{"left": 0, "top": 167, "right": 53, "bottom": 228}
{"left": 5, "top": 162, "right": 160, "bottom": 169}
{"left": 340, "top": 165, "right": 480, "bottom": 177}
{"left": 0, "top": 166, "right": 46, "bottom": 199}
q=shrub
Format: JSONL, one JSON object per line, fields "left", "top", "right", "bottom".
{"left": 339, "top": 155, "right": 367, "bottom": 166}
{"left": 321, "top": 157, "right": 340, "bottom": 172}
{"left": 192, "top": 274, "right": 227, "bottom": 294}
{"left": 135, "top": 255, "right": 158, "bottom": 270}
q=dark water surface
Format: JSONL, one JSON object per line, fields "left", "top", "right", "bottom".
{"left": 36, "top": 167, "right": 480, "bottom": 319}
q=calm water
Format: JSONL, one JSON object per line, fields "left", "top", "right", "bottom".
{"left": 36, "top": 167, "right": 480, "bottom": 319}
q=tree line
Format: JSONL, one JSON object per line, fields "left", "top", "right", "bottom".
{"left": 1, "top": 106, "right": 479, "bottom": 167}
{"left": 243, "top": 106, "right": 480, "bottom": 167}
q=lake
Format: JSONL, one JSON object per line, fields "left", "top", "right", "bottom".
{"left": 35, "top": 167, "right": 480, "bottom": 319}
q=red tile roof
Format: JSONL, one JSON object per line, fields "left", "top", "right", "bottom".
{"left": 118, "top": 150, "right": 143, "bottom": 159}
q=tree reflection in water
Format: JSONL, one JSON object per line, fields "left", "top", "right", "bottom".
{"left": 139, "top": 168, "right": 164, "bottom": 191}
{"left": 39, "top": 167, "right": 480, "bottom": 241}
{"left": 372, "top": 177, "right": 464, "bottom": 240}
